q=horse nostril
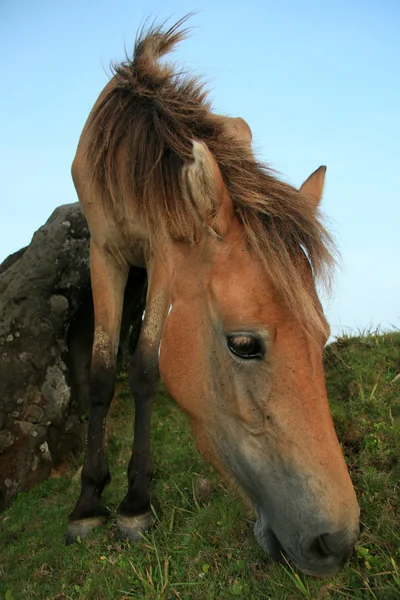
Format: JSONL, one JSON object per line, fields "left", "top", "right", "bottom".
{"left": 306, "top": 530, "right": 356, "bottom": 562}
{"left": 317, "top": 532, "right": 344, "bottom": 556}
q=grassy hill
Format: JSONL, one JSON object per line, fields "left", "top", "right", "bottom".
{"left": 1, "top": 331, "right": 399, "bottom": 599}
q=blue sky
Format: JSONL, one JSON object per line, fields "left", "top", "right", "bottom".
{"left": 1, "top": 0, "right": 399, "bottom": 336}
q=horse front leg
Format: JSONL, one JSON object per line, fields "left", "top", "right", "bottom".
{"left": 116, "top": 263, "right": 169, "bottom": 541}
{"left": 67, "top": 241, "right": 128, "bottom": 543}
{"left": 116, "top": 339, "right": 159, "bottom": 540}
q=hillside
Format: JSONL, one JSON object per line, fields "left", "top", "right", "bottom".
{"left": 1, "top": 332, "right": 399, "bottom": 599}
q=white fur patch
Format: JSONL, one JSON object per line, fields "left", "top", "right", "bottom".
{"left": 182, "top": 141, "right": 218, "bottom": 219}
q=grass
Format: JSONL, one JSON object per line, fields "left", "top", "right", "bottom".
{"left": 1, "top": 331, "right": 399, "bottom": 599}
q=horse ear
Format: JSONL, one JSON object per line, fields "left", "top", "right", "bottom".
{"left": 300, "top": 166, "right": 327, "bottom": 209}
{"left": 222, "top": 116, "right": 252, "bottom": 147}
{"left": 183, "top": 140, "right": 234, "bottom": 237}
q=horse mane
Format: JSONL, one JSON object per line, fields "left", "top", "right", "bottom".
{"left": 85, "top": 15, "right": 336, "bottom": 336}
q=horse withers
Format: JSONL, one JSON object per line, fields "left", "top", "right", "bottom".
{"left": 68, "top": 17, "right": 359, "bottom": 577}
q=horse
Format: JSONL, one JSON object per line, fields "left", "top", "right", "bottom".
{"left": 68, "top": 16, "right": 359, "bottom": 577}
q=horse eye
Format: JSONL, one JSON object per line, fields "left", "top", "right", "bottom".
{"left": 227, "top": 334, "right": 264, "bottom": 360}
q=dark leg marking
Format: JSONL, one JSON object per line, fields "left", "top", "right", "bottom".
{"left": 67, "top": 359, "right": 116, "bottom": 543}
{"left": 116, "top": 349, "right": 160, "bottom": 541}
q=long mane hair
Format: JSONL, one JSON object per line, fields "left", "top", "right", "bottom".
{"left": 85, "top": 16, "right": 336, "bottom": 335}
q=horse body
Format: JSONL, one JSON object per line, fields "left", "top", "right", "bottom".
{"left": 69, "top": 17, "right": 359, "bottom": 577}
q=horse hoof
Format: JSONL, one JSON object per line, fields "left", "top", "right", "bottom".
{"left": 116, "top": 511, "right": 154, "bottom": 542}
{"left": 65, "top": 516, "right": 105, "bottom": 545}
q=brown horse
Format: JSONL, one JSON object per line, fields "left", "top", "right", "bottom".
{"left": 68, "top": 17, "right": 359, "bottom": 577}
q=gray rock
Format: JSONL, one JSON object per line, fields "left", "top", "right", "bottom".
{"left": 0, "top": 203, "right": 146, "bottom": 510}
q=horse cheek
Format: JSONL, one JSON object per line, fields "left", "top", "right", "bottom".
{"left": 159, "top": 305, "right": 208, "bottom": 418}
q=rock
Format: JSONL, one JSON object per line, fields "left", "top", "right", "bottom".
{"left": 0, "top": 203, "right": 146, "bottom": 510}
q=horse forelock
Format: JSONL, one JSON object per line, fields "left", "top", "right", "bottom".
{"left": 85, "top": 16, "right": 336, "bottom": 337}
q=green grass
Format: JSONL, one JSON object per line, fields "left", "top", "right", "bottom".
{"left": 1, "top": 331, "right": 399, "bottom": 599}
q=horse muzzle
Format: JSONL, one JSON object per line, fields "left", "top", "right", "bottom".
{"left": 254, "top": 516, "right": 359, "bottom": 577}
